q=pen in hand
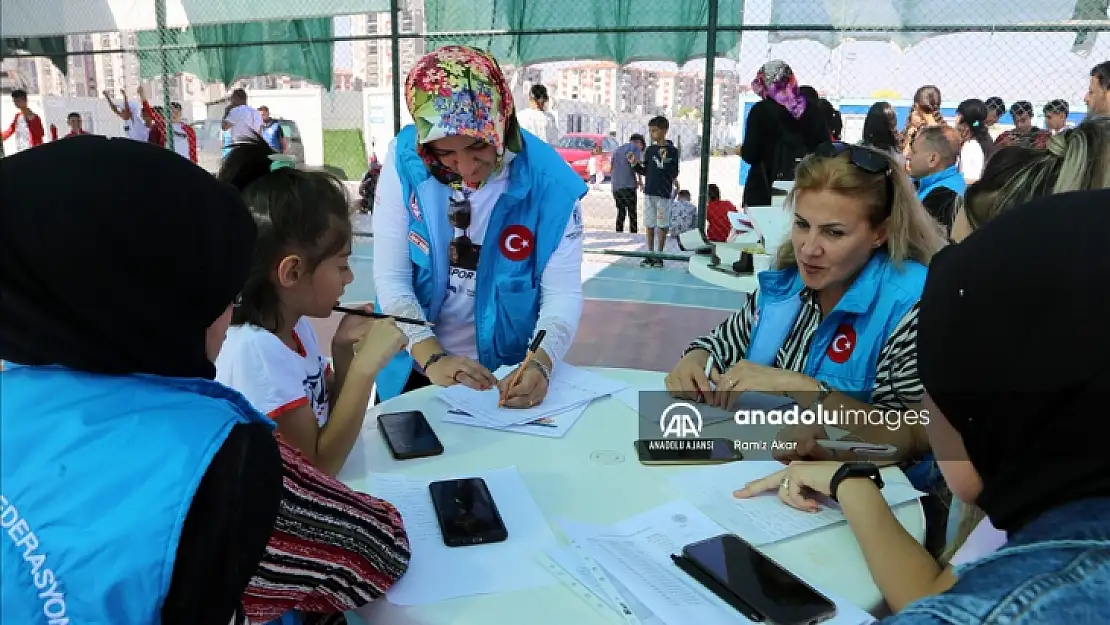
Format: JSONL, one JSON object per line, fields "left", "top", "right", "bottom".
{"left": 498, "top": 330, "right": 546, "bottom": 408}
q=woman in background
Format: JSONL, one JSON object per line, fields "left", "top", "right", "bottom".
{"left": 862, "top": 101, "right": 903, "bottom": 165}
{"left": 901, "top": 85, "right": 945, "bottom": 158}
{"left": 955, "top": 98, "right": 997, "bottom": 184}
{"left": 740, "top": 62, "right": 830, "bottom": 207}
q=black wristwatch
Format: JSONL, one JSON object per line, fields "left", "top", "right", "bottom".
{"left": 829, "top": 462, "right": 884, "bottom": 502}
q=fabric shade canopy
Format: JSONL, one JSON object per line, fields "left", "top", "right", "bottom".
{"left": 135, "top": 19, "right": 334, "bottom": 89}
{"left": 0, "top": 0, "right": 399, "bottom": 38}
{"left": 423, "top": 0, "right": 744, "bottom": 66}
{"left": 2, "top": 37, "right": 68, "bottom": 76}
{"left": 767, "top": 0, "right": 1109, "bottom": 51}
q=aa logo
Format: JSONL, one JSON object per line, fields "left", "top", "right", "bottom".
{"left": 659, "top": 402, "right": 703, "bottom": 438}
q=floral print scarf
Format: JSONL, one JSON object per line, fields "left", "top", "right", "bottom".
{"left": 404, "top": 45, "right": 522, "bottom": 191}
{"left": 751, "top": 60, "right": 807, "bottom": 120}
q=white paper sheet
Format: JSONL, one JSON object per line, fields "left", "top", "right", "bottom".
{"left": 559, "top": 500, "right": 877, "bottom": 625}
{"left": 546, "top": 545, "right": 665, "bottom": 624}
{"left": 438, "top": 363, "right": 628, "bottom": 427}
{"left": 363, "top": 466, "right": 558, "bottom": 605}
{"left": 667, "top": 461, "right": 926, "bottom": 546}
{"left": 442, "top": 405, "right": 589, "bottom": 438}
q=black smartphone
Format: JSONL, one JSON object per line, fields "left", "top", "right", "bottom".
{"left": 377, "top": 411, "right": 444, "bottom": 460}
{"left": 680, "top": 534, "right": 836, "bottom": 625}
{"left": 634, "top": 438, "right": 742, "bottom": 466}
{"left": 428, "top": 478, "right": 508, "bottom": 547}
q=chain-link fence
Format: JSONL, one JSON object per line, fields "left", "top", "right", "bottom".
{"left": 3, "top": 0, "right": 1108, "bottom": 260}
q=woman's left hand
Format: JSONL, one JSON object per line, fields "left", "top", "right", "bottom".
{"left": 496, "top": 364, "right": 549, "bottom": 409}
{"left": 708, "top": 361, "right": 816, "bottom": 409}
{"left": 732, "top": 461, "right": 844, "bottom": 513}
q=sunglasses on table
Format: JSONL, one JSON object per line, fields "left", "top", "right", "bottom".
{"left": 814, "top": 142, "right": 894, "bottom": 215}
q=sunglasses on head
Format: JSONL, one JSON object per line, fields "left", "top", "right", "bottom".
{"left": 814, "top": 142, "right": 894, "bottom": 215}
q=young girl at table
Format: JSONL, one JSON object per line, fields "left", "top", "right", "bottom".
{"left": 215, "top": 136, "right": 407, "bottom": 477}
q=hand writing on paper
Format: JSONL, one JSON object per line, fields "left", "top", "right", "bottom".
{"left": 497, "top": 364, "right": 549, "bottom": 409}
{"left": 709, "top": 361, "right": 814, "bottom": 410}
{"left": 733, "top": 461, "right": 845, "bottom": 513}
{"left": 664, "top": 350, "right": 713, "bottom": 402}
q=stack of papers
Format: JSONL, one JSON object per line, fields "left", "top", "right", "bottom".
{"left": 554, "top": 500, "right": 877, "bottom": 625}
{"left": 668, "top": 461, "right": 927, "bottom": 546}
{"left": 440, "top": 364, "right": 629, "bottom": 437}
{"left": 359, "top": 466, "right": 558, "bottom": 606}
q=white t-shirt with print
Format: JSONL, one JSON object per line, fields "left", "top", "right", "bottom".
{"left": 225, "top": 104, "right": 263, "bottom": 141}
{"left": 215, "top": 316, "right": 332, "bottom": 425}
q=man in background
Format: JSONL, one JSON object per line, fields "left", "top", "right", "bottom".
{"left": 516, "top": 84, "right": 561, "bottom": 144}
{"left": 104, "top": 88, "right": 150, "bottom": 143}
{"left": 1043, "top": 100, "right": 1070, "bottom": 135}
{"left": 1086, "top": 62, "right": 1110, "bottom": 117}
{"left": 258, "top": 106, "right": 287, "bottom": 153}
{"left": 609, "top": 133, "right": 645, "bottom": 233}
{"left": 222, "top": 89, "right": 262, "bottom": 156}
{"left": 995, "top": 100, "right": 1051, "bottom": 149}
{"left": 908, "top": 126, "right": 966, "bottom": 236}
{"left": 63, "top": 112, "right": 90, "bottom": 138}
{"left": 2, "top": 90, "right": 45, "bottom": 152}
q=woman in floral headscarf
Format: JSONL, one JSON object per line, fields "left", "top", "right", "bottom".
{"left": 372, "top": 45, "right": 588, "bottom": 406}
{"left": 738, "top": 60, "right": 830, "bottom": 207}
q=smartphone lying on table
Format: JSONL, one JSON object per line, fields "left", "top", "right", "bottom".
{"left": 377, "top": 411, "right": 444, "bottom": 460}
{"left": 634, "top": 438, "right": 742, "bottom": 466}
{"left": 674, "top": 533, "right": 836, "bottom": 625}
{"left": 429, "top": 477, "right": 508, "bottom": 547}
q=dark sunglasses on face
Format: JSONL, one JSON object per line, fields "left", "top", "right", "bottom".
{"left": 814, "top": 142, "right": 894, "bottom": 215}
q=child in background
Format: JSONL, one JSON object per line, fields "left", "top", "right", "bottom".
{"left": 669, "top": 189, "right": 697, "bottom": 242}
{"left": 215, "top": 136, "right": 406, "bottom": 477}
{"left": 630, "top": 116, "right": 680, "bottom": 267}
{"left": 587, "top": 144, "right": 601, "bottom": 189}
{"left": 705, "top": 183, "right": 738, "bottom": 242}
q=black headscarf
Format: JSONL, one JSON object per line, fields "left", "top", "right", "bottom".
{"left": 0, "top": 135, "right": 256, "bottom": 379}
{"left": 917, "top": 189, "right": 1110, "bottom": 533}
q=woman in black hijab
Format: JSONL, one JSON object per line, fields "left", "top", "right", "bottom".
{"left": 890, "top": 188, "right": 1110, "bottom": 622}
{"left": 1, "top": 136, "right": 282, "bottom": 623}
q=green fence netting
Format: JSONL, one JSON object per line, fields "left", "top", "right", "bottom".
{"left": 424, "top": 0, "right": 744, "bottom": 66}
{"left": 136, "top": 19, "right": 334, "bottom": 88}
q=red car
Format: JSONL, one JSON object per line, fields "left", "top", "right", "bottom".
{"left": 554, "top": 133, "right": 620, "bottom": 181}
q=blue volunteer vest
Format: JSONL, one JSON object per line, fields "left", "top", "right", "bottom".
{"left": 260, "top": 122, "right": 282, "bottom": 151}
{"left": 744, "top": 252, "right": 939, "bottom": 490}
{"left": 1, "top": 366, "right": 273, "bottom": 624}
{"left": 374, "top": 126, "right": 587, "bottom": 401}
{"left": 915, "top": 165, "right": 966, "bottom": 203}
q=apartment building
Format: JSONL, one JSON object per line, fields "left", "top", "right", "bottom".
{"left": 350, "top": 1, "right": 425, "bottom": 90}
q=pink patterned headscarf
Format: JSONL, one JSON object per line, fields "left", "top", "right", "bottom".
{"left": 751, "top": 60, "right": 807, "bottom": 120}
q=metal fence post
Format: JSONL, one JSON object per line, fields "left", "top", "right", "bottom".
{"left": 156, "top": 0, "right": 174, "bottom": 153}
{"left": 390, "top": 0, "right": 403, "bottom": 135}
{"left": 697, "top": 0, "right": 719, "bottom": 235}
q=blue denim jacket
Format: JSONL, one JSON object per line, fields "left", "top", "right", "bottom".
{"left": 882, "top": 497, "right": 1110, "bottom": 624}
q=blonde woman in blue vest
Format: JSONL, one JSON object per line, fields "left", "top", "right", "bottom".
{"left": 666, "top": 143, "right": 947, "bottom": 493}
{"left": 372, "top": 45, "right": 587, "bottom": 406}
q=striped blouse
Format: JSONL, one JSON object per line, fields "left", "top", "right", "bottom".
{"left": 242, "top": 440, "right": 411, "bottom": 622}
{"left": 688, "top": 288, "right": 923, "bottom": 409}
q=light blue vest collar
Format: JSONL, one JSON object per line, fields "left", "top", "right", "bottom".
{"left": 915, "top": 164, "right": 966, "bottom": 202}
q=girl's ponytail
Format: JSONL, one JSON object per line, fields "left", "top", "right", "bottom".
{"left": 217, "top": 133, "right": 277, "bottom": 191}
